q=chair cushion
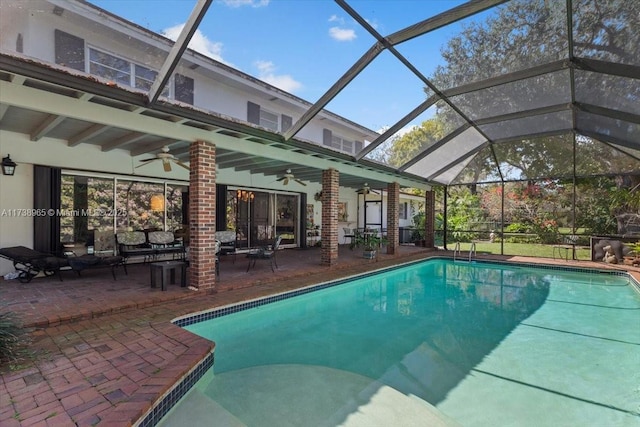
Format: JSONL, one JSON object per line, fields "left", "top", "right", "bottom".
{"left": 148, "top": 231, "right": 175, "bottom": 245}
{"left": 216, "top": 231, "right": 236, "bottom": 243}
{"left": 117, "top": 231, "right": 146, "bottom": 246}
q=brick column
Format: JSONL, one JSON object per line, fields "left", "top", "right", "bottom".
{"left": 321, "top": 169, "right": 339, "bottom": 266}
{"left": 386, "top": 182, "right": 400, "bottom": 255}
{"left": 189, "top": 140, "right": 216, "bottom": 291}
{"left": 424, "top": 189, "right": 435, "bottom": 249}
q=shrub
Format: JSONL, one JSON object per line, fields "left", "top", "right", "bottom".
{"left": 505, "top": 222, "right": 530, "bottom": 233}
{"left": 0, "top": 311, "right": 29, "bottom": 367}
{"left": 531, "top": 219, "right": 560, "bottom": 244}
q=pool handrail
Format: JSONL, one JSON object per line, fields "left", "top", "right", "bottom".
{"left": 453, "top": 241, "right": 476, "bottom": 262}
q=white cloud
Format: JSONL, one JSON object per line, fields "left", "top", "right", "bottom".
{"left": 255, "top": 60, "right": 275, "bottom": 74}
{"left": 254, "top": 60, "right": 302, "bottom": 93}
{"left": 329, "top": 26, "right": 356, "bottom": 42}
{"left": 328, "top": 15, "right": 345, "bottom": 25}
{"left": 162, "top": 24, "right": 231, "bottom": 66}
{"left": 394, "top": 125, "right": 417, "bottom": 138}
{"left": 377, "top": 125, "right": 417, "bottom": 139}
{"left": 220, "top": 0, "right": 269, "bottom": 7}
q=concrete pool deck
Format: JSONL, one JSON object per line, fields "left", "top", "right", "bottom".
{"left": 1, "top": 246, "right": 639, "bottom": 426}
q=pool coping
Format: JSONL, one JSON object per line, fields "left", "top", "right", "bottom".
{"left": 135, "top": 257, "right": 639, "bottom": 426}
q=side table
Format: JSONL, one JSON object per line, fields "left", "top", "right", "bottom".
{"left": 150, "top": 260, "right": 187, "bottom": 291}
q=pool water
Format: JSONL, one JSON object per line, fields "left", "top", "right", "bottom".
{"left": 159, "top": 260, "right": 640, "bottom": 426}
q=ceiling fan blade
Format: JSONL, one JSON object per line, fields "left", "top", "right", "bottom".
{"left": 139, "top": 158, "right": 156, "bottom": 162}
{"left": 276, "top": 176, "right": 286, "bottom": 181}
{"left": 163, "top": 161, "right": 172, "bottom": 172}
{"left": 175, "top": 160, "right": 190, "bottom": 170}
{"left": 135, "top": 163, "right": 150, "bottom": 169}
{"left": 295, "top": 179, "right": 307, "bottom": 186}
{"left": 283, "top": 177, "right": 289, "bottom": 185}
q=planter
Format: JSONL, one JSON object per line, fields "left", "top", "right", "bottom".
{"left": 363, "top": 250, "right": 377, "bottom": 259}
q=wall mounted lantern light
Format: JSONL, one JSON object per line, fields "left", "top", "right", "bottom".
{"left": 2, "top": 155, "right": 17, "bottom": 176}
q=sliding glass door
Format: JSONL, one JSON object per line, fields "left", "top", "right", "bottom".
{"left": 230, "top": 189, "right": 300, "bottom": 249}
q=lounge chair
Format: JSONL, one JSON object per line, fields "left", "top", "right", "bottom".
{"left": 246, "top": 235, "right": 282, "bottom": 272}
{"left": 0, "top": 246, "right": 68, "bottom": 283}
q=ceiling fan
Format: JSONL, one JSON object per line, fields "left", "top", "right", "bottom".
{"left": 357, "top": 183, "right": 371, "bottom": 195}
{"left": 136, "top": 146, "right": 189, "bottom": 172}
{"left": 276, "top": 169, "right": 306, "bottom": 186}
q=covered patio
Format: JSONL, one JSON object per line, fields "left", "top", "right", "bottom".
{"left": 3, "top": 245, "right": 432, "bottom": 329}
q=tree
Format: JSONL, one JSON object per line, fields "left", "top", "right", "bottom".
{"left": 428, "top": 0, "right": 639, "bottom": 182}
{"left": 426, "top": 0, "right": 639, "bottom": 236}
{"left": 386, "top": 119, "right": 445, "bottom": 168}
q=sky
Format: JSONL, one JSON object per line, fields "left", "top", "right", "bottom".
{"left": 90, "top": 0, "right": 471, "bottom": 133}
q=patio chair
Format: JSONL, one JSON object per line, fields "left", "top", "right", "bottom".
{"left": 246, "top": 235, "right": 282, "bottom": 272}
{"left": 552, "top": 235, "right": 579, "bottom": 260}
{"left": 343, "top": 227, "right": 355, "bottom": 245}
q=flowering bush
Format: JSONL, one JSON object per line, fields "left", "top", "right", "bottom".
{"left": 531, "top": 218, "right": 560, "bottom": 244}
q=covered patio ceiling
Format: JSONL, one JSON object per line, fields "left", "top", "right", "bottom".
{"left": 0, "top": 0, "right": 637, "bottom": 187}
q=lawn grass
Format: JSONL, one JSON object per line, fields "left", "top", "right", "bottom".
{"left": 453, "top": 241, "right": 592, "bottom": 260}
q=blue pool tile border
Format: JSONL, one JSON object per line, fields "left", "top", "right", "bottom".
{"left": 136, "top": 351, "right": 214, "bottom": 427}
{"left": 176, "top": 257, "right": 634, "bottom": 327}
{"left": 140, "top": 257, "right": 636, "bottom": 426}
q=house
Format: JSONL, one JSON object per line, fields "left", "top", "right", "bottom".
{"left": 0, "top": 0, "right": 433, "bottom": 281}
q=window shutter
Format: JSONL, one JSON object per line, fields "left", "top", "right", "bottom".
{"left": 175, "top": 74, "right": 194, "bottom": 105}
{"left": 247, "top": 101, "right": 260, "bottom": 125}
{"left": 54, "top": 29, "right": 84, "bottom": 71}
{"left": 34, "top": 166, "right": 62, "bottom": 255}
{"left": 216, "top": 184, "right": 227, "bottom": 231}
{"left": 281, "top": 114, "right": 293, "bottom": 132}
{"left": 355, "top": 141, "right": 363, "bottom": 152}
{"left": 323, "top": 129, "right": 332, "bottom": 147}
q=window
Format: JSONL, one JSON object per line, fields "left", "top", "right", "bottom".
{"left": 89, "top": 48, "right": 131, "bottom": 86}
{"left": 260, "top": 108, "right": 279, "bottom": 131}
{"left": 323, "top": 129, "right": 362, "bottom": 155}
{"left": 88, "top": 47, "right": 172, "bottom": 97}
{"left": 247, "top": 102, "right": 285, "bottom": 131}
{"left": 134, "top": 64, "right": 158, "bottom": 91}
{"left": 331, "top": 135, "right": 356, "bottom": 154}
{"left": 399, "top": 202, "right": 408, "bottom": 220}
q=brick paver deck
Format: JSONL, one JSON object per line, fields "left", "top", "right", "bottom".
{"left": 1, "top": 246, "right": 638, "bottom": 426}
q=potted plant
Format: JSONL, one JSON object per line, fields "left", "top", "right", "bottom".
{"left": 351, "top": 231, "right": 386, "bottom": 259}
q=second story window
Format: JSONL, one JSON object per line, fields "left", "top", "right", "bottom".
{"left": 134, "top": 64, "right": 158, "bottom": 91}
{"left": 247, "top": 101, "right": 292, "bottom": 132}
{"left": 260, "top": 109, "right": 279, "bottom": 131}
{"left": 89, "top": 48, "right": 130, "bottom": 86}
{"left": 55, "top": 31, "right": 190, "bottom": 104}
{"left": 331, "top": 135, "right": 356, "bottom": 154}
{"left": 89, "top": 48, "right": 171, "bottom": 97}
{"left": 323, "top": 129, "right": 363, "bottom": 155}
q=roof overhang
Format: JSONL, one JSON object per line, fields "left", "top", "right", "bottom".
{"left": 0, "top": 52, "right": 432, "bottom": 191}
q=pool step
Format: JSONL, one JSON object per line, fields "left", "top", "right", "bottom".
{"left": 163, "top": 364, "right": 461, "bottom": 427}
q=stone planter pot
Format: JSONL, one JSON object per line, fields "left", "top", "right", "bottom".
{"left": 363, "top": 250, "right": 377, "bottom": 259}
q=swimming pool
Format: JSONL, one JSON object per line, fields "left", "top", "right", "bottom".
{"left": 155, "top": 259, "right": 640, "bottom": 426}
